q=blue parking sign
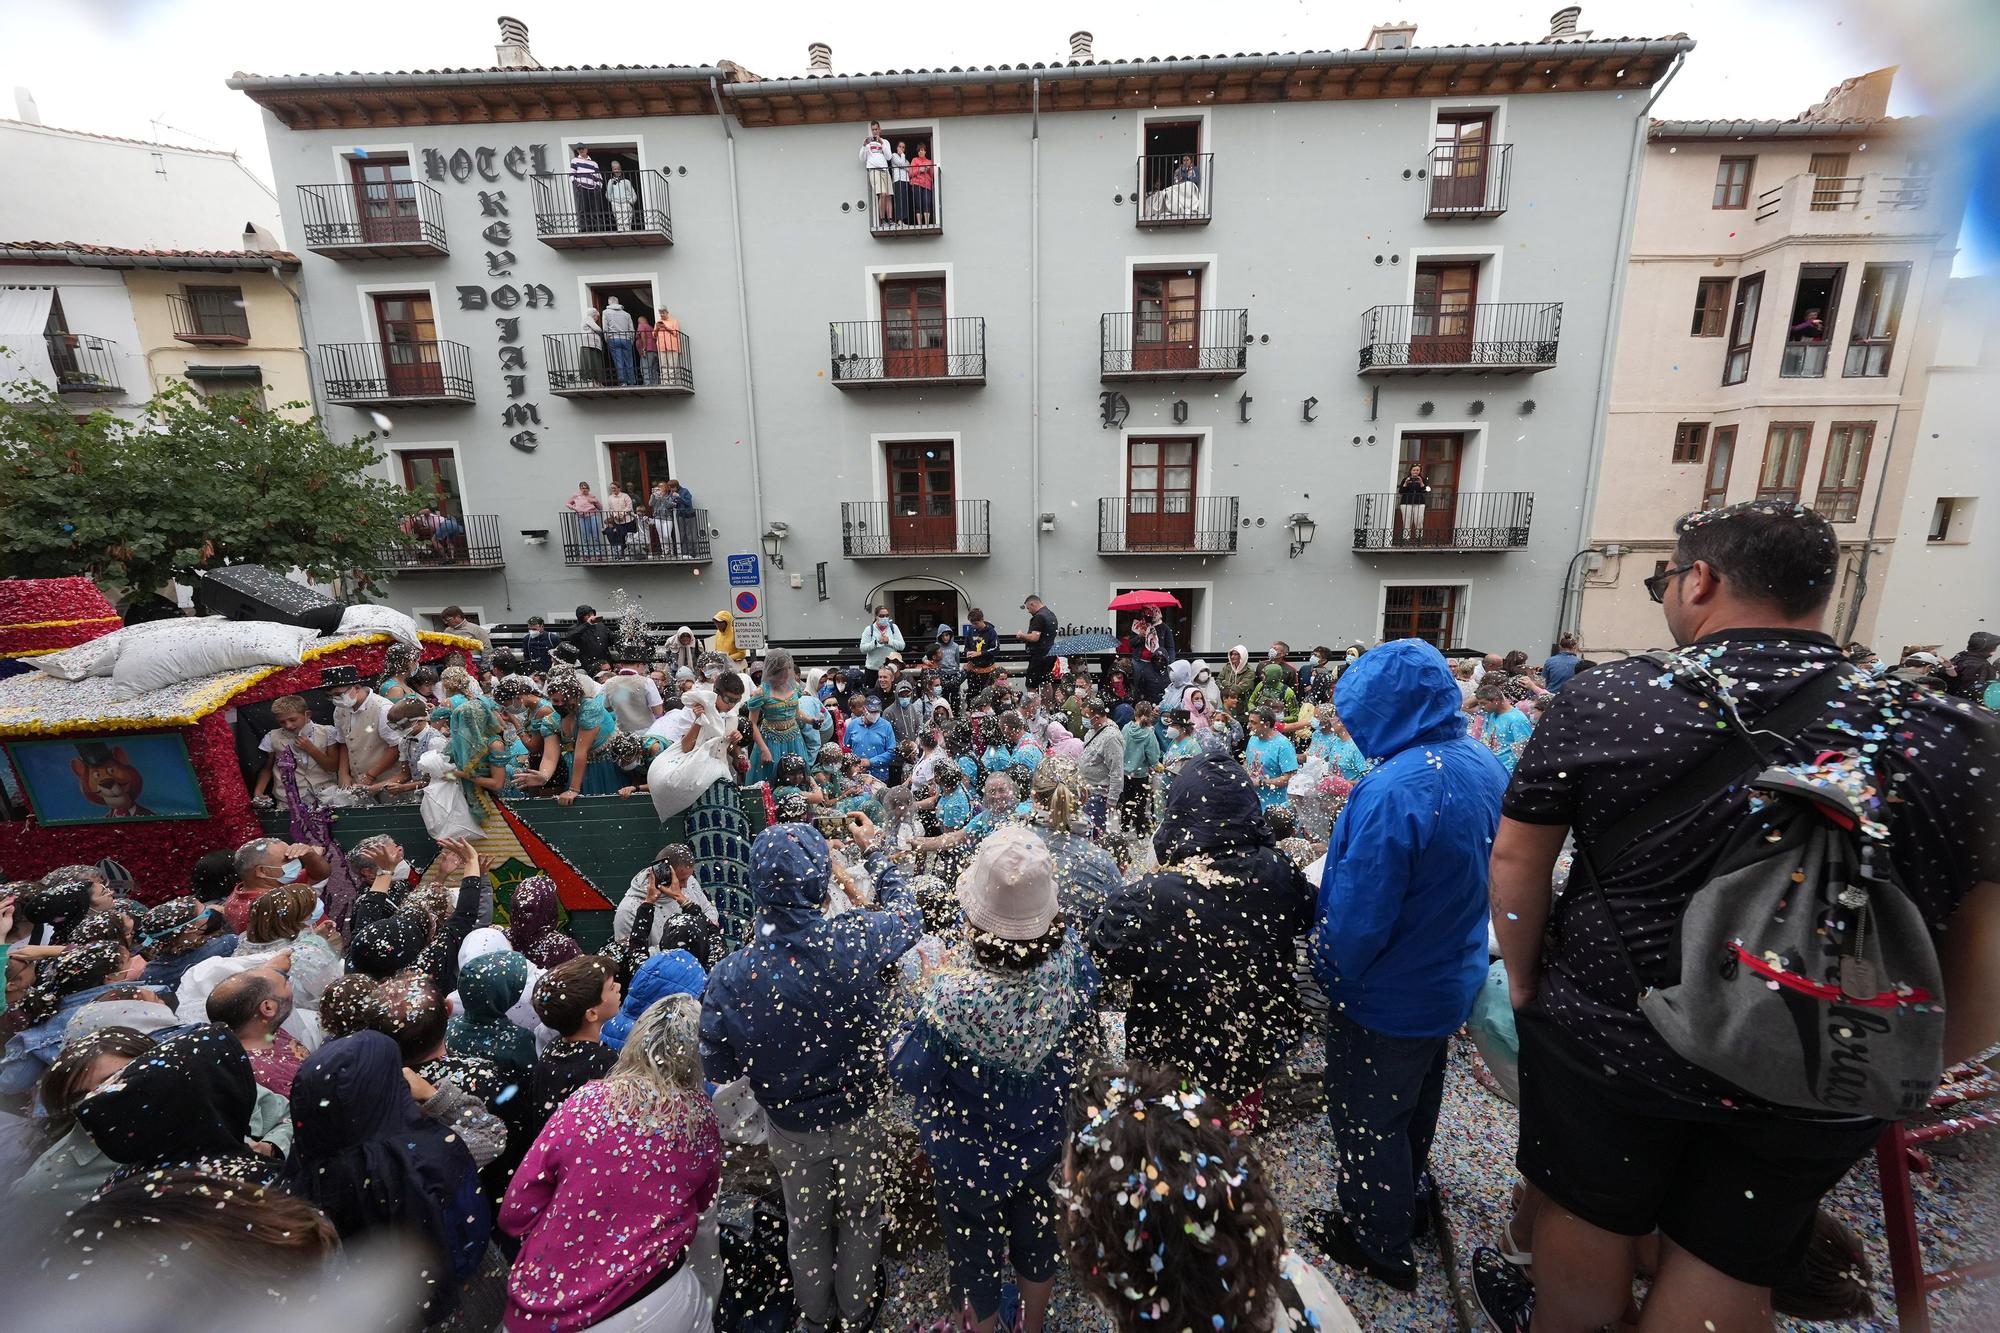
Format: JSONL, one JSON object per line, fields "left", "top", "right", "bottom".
{"left": 727, "top": 554, "right": 760, "bottom": 587}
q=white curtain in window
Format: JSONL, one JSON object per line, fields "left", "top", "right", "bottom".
{"left": 0, "top": 286, "right": 58, "bottom": 392}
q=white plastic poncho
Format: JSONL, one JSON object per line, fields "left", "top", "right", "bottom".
{"left": 647, "top": 686, "right": 741, "bottom": 820}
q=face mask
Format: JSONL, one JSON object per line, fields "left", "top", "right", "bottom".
{"left": 393, "top": 858, "right": 411, "bottom": 880}
{"left": 1167, "top": 727, "right": 1184, "bottom": 739}
{"left": 276, "top": 858, "right": 303, "bottom": 885}
{"left": 877, "top": 616, "right": 891, "bottom": 626}
{"left": 306, "top": 896, "right": 325, "bottom": 925}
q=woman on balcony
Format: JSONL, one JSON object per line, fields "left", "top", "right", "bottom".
{"left": 566, "top": 481, "right": 603, "bottom": 556}
{"left": 1397, "top": 464, "right": 1431, "bottom": 546}
{"left": 909, "top": 143, "right": 936, "bottom": 226}
{"left": 603, "top": 482, "right": 638, "bottom": 559}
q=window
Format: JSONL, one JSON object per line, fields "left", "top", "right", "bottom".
{"left": 193, "top": 378, "right": 266, "bottom": 411}
{"left": 1412, "top": 261, "right": 1479, "bottom": 363}
{"left": 1929, "top": 497, "right": 1974, "bottom": 543}
{"left": 1132, "top": 270, "right": 1201, "bottom": 371}
{"left": 606, "top": 440, "right": 674, "bottom": 499}
{"left": 399, "top": 449, "right": 462, "bottom": 517}
{"left": 880, "top": 277, "right": 948, "bottom": 378}
{"left": 1126, "top": 437, "right": 1198, "bottom": 548}
{"left": 884, "top": 440, "right": 956, "bottom": 555}
{"left": 1691, "top": 277, "right": 1732, "bottom": 337}
{"left": 1808, "top": 153, "right": 1853, "bottom": 211}
{"left": 1713, "top": 156, "right": 1755, "bottom": 209}
{"left": 1672, "top": 422, "right": 1708, "bottom": 465}
{"left": 1845, "top": 262, "right": 1910, "bottom": 378}
{"left": 371, "top": 292, "right": 443, "bottom": 396}
{"left": 1723, "top": 272, "right": 1764, "bottom": 386}
{"left": 1381, "top": 586, "right": 1461, "bottom": 650}
{"left": 1702, "top": 426, "right": 1737, "bottom": 508}
{"left": 1780, "top": 264, "right": 1844, "bottom": 377}
{"left": 1140, "top": 118, "right": 1202, "bottom": 195}
{"left": 1814, "top": 422, "right": 1874, "bottom": 522}
{"left": 348, "top": 154, "right": 419, "bottom": 245}
{"left": 1429, "top": 112, "right": 1495, "bottom": 214}
{"left": 1757, "top": 423, "right": 1812, "bottom": 502}
{"left": 183, "top": 285, "right": 248, "bottom": 340}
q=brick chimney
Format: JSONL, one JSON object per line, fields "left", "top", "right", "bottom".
{"left": 808, "top": 43, "right": 833, "bottom": 75}
{"left": 495, "top": 16, "right": 540, "bottom": 70}
{"left": 1070, "top": 31, "right": 1094, "bottom": 62}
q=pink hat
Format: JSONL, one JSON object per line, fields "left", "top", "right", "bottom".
{"left": 955, "top": 824, "right": 1058, "bottom": 941}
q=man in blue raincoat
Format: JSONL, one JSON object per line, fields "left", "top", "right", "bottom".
{"left": 1308, "top": 638, "right": 1507, "bottom": 1290}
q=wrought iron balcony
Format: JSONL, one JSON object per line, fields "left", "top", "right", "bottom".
{"left": 559, "top": 510, "right": 711, "bottom": 565}
{"left": 1425, "top": 143, "right": 1512, "bottom": 219}
{"left": 1351, "top": 491, "right": 1533, "bottom": 551}
{"left": 377, "top": 513, "right": 506, "bottom": 570}
{"left": 1357, "top": 302, "right": 1561, "bottom": 375}
{"left": 869, "top": 165, "right": 943, "bottom": 237}
{"left": 1097, "top": 496, "right": 1240, "bottom": 555}
{"left": 544, "top": 332, "right": 694, "bottom": 397}
{"left": 321, "top": 340, "right": 475, "bottom": 407}
{"left": 45, "top": 334, "right": 121, "bottom": 393}
{"left": 1135, "top": 153, "right": 1213, "bottom": 227}
{"left": 296, "top": 181, "right": 448, "bottom": 259}
{"left": 1100, "top": 309, "right": 1249, "bottom": 381}
{"left": 839, "top": 500, "right": 990, "bottom": 558}
{"left": 830, "top": 317, "right": 985, "bottom": 388}
{"left": 531, "top": 170, "right": 673, "bottom": 248}
{"left": 168, "top": 291, "right": 249, "bottom": 344}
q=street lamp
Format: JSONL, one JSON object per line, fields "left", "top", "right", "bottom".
{"left": 761, "top": 522, "right": 788, "bottom": 570}
{"left": 1287, "top": 512, "right": 1317, "bottom": 559}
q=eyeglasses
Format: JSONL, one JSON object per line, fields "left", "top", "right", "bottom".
{"left": 1644, "top": 564, "right": 1697, "bottom": 604}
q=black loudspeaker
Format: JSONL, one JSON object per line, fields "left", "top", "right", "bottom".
{"left": 194, "top": 565, "right": 346, "bottom": 634}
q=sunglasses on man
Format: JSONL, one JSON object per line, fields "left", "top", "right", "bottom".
{"left": 1644, "top": 563, "right": 1702, "bottom": 604}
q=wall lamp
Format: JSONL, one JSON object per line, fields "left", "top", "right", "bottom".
{"left": 761, "top": 521, "right": 789, "bottom": 570}
{"left": 1287, "top": 512, "right": 1317, "bottom": 559}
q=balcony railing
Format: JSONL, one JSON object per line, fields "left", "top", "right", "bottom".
{"left": 296, "top": 181, "right": 448, "bottom": 258}
{"left": 44, "top": 334, "right": 121, "bottom": 393}
{"left": 1135, "top": 153, "right": 1213, "bottom": 227}
{"left": 531, "top": 170, "right": 673, "bottom": 248}
{"left": 1752, "top": 173, "right": 1937, "bottom": 234}
{"left": 839, "top": 500, "right": 990, "bottom": 557}
{"left": 869, "top": 166, "right": 943, "bottom": 237}
{"left": 1425, "top": 143, "right": 1512, "bottom": 219}
{"left": 322, "top": 340, "right": 475, "bottom": 407}
{"left": 559, "top": 509, "right": 711, "bottom": 565}
{"left": 1351, "top": 491, "right": 1533, "bottom": 551}
{"left": 1880, "top": 176, "right": 1932, "bottom": 210}
{"left": 830, "top": 317, "right": 985, "bottom": 388}
{"left": 1357, "top": 302, "right": 1561, "bottom": 375}
{"left": 1097, "top": 495, "right": 1240, "bottom": 555}
{"left": 377, "top": 513, "right": 506, "bottom": 570}
{"left": 544, "top": 332, "right": 694, "bottom": 397}
{"left": 1100, "top": 308, "right": 1249, "bottom": 380}
{"left": 1780, "top": 339, "right": 1831, "bottom": 378}
{"left": 168, "top": 292, "right": 249, "bottom": 344}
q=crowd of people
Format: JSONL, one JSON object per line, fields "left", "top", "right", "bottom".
{"left": 1, "top": 500, "right": 1996, "bottom": 1332}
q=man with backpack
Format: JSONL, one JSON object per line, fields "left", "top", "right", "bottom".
{"left": 1478, "top": 500, "right": 2000, "bottom": 1332}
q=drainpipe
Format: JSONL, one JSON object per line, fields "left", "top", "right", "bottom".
{"left": 1560, "top": 50, "right": 1686, "bottom": 646}
{"left": 1838, "top": 398, "right": 1900, "bottom": 643}
{"left": 711, "top": 76, "right": 770, "bottom": 628}
{"left": 1030, "top": 76, "right": 1043, "bottom": 595}
{"left": 269, "top": 261, "right": 325, "bottom": 422}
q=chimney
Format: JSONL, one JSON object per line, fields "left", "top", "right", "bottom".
{"left": 1545, "top": 7, "right": 1590, "bottom": 41}
{"left": 1800, "top": 68, "right": 1896, "bottom": 122}
{"left": 807, "top": 43, "right": 832, "bottom": 75}
{"left": 495, "top": 16, "right": 540, "bottom": 70}
{"left": 1070, "top": 31, "right": 1094, "bottom": 62}
{"left": 13, "top": 86, "right": 40, "bottom": 125}
{"left": 1364, "top": 22, "right": 1418, "bottom": 52}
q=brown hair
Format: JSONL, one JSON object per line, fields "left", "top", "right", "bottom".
{"left": 269, "top": 694, "right": 308, "bottom": 718}
{"left": 245, "top": 884, "right": 317, "bottom": 944}
{"left": 318, "top": 974, "right": 387, "bottom": 1039}
{"left": 966, "top": 915, "right": 1066, "bottom": 972}
{"left": 387, "top": 696, "right": 430, "bottom": 723}
{"left": 374, "top": 972, "right": 448, "bottom": 1065}
{"left": 65, "top": 1169, "right": 340, "bottom": 1285}
{"left": 533, "top": 954, "right": 616, "bottom": 1036}
{"left": 41, "top": 1027, "right": 156, "bottom": 1137}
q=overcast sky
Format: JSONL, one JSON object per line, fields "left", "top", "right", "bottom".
{"left": 3, "top": 0, "right": 1990, "bottom": 268}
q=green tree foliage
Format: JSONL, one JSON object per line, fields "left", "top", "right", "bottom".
{"left": 0, "top": 379, "right": 417, "bottom": 599}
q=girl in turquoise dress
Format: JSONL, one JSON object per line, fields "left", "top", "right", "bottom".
{"left": 496, "top": 675, "right": 567, "bottom": 793}
{"left": 547, "top": 668, "right": 622, "bottom": 801}
{"left": 746, "top": 648, "right": 817, "bottom": 785}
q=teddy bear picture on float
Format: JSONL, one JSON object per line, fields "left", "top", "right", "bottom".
{"left": 4, "top": 733, "right": 209, "bottom": 825}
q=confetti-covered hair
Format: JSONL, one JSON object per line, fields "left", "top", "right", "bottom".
{"left": 1671, "top": 499, "right": 1839, "bottom": 616}
{"left": 16, "top": 941, "right": 128, "bottom": 1026}
{"left": 1064, "top": 1061, "right": 1289, "bottom": 1332}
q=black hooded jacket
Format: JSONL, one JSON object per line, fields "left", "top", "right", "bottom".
{"left": 1087, "top": 752, "right": 1316, "bottom": 1104}
{"left": 1947, "top": 632, "right": 1999, "bottom": 702}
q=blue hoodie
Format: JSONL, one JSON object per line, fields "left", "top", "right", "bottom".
{"left": 1311, "top": 639, "right": 1507, "bottom": 1039}
{"left": 604, "top": 949, "right": 707, "bottom": 1050}
{"left": 699, "top": 823, "right": 921, "bottom": 1132}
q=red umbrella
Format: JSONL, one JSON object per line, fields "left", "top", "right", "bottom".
{"left": 1107, "top": 589, "right": 1182, "bottom": 611}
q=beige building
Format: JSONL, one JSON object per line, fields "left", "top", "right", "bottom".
{"left": 1577, "top": 69, "right": 1964, "bottom": 655}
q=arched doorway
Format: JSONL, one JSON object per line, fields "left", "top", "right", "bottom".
{"left": 863, "top": 575, "right": 971, "bottom": 650}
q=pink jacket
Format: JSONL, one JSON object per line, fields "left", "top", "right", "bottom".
{"left": 499, "top": 1080, "right": 722, "bottom": 1333}
{"left": 1043, "top": 719, "right": 1086, "bottom": 759}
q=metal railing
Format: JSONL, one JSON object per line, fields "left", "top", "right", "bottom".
{"left": 1097, "top": 495, "right": 1240, "bottom": 554}
{"left": 531, "top": 169, "right": 673, "bottom": 242}
{"left": 377, "top": 513, "right": 505, "bottom": 570}
{"left": 297, "top": 181, "right": 448, "bottom": 254}
{"left": 1357, "top": 302, "right": 1562, "bottom": 372}
{"left": 1135, "top": 152, "right": 1213, "bottom": 226}
{"left": 1100, "top": 308, "right": 1249, "bottom": 377}
{"left": 869, "top": 164, "right": 943, "bottom": 235}
{"left": 559, "top": 509, "right": 711, "bottom": 564}
{"left": 168, "top": 291, "right": 249, "bottom": 343}
{"left": 830, "top": 317, "right": 985, "bottom": 384}
{"left": 1425, "top": 143, "right": 1512, "bottom": 218}
{"left": 45, "top": 333, "right": 120, "bottom": 392}
{"left": 1780, "top": 340, "right": 1831, "bottom": 378}
{"left": 1756, "top": 174, "right": 1929, "bottom": 223}
{"left": 839, "top": 500, "right": 990, "bottom": 557}
{"left": 1351, "top": 491, "right": 1533, "bottom": 551}
{"left": 544, "top": 331, "right": 695, "bottom": 394}
{"left": 321, "top": 340, "right": 475, "bottom": 405}
{"left": 1880, "top": 176, "right": 1932, "bottom": 210}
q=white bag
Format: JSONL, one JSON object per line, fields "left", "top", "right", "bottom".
{"left": 712, "top": 1077, "right": 769, "bottom": 1146}
{"left": 336, "top": 602, "right": 422, "bottom": 651}
{"left": 647, "top": 689, "right": 740, "bottom": 820}
{"left": 111, "top": 619, "right": 315, "bottom": 693}
{"left": 1287, "top": 754, "right": 1329, "bottom": 797}
{"left": 418, "top": 745, "right": 481, "bottom": 842}
{"left": 27, "top": 616, "right": 224, "bottom": 680}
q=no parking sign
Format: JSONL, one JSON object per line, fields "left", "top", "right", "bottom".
{"left": 732, "top": 588, "right": 765, "bottom": 650}
{"left": 733, "top": 589, "right": 760, "bottom": 617}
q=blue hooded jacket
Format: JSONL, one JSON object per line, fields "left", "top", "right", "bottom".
{"left": 699, "top": 823, "right": 921, "bottom": 1132}
{"left": 604, "top": 949, "right": 707, "bottom": 1050}
{"left": 1311, "top": 639, "right": 1507, "bottom": 1039}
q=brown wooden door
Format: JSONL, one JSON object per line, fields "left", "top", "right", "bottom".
{"left": 350, "top": 156, "right": 419, "bottom": 244}
{"left": 1808, "top": 152, "right": 1851, "bottom": 211}
{"left": 881, "top": 280, "right": 946, "bottom": 378}
{"left": 885, "top": 442, "right": 956, "bottom": 553}
{"left": 400, "top": 450, "right": 461, "bottom": 517}
{"left": 1413, "top": 263, "right": 1478, "bottom": 363}
{"left": 1400, "top": 433, "right": 1463, "bottom": 542}
{"left": 1128, "top": 438, "right": 1196, "bottom": 548}
{"left": 1382, "top": 586, "right": 1460, "bottom": 649}
{"left": 1134, "top": 272, "right": 1199, "bottom": 370}
{"left": 1430, "top": 113, "right": 1492, "bottom": 212}
{"left": 608, "top": 441, "right": 671, "bottom": 498}
{"left": 373, "top": 293, "right": 441, "bottom": 397}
